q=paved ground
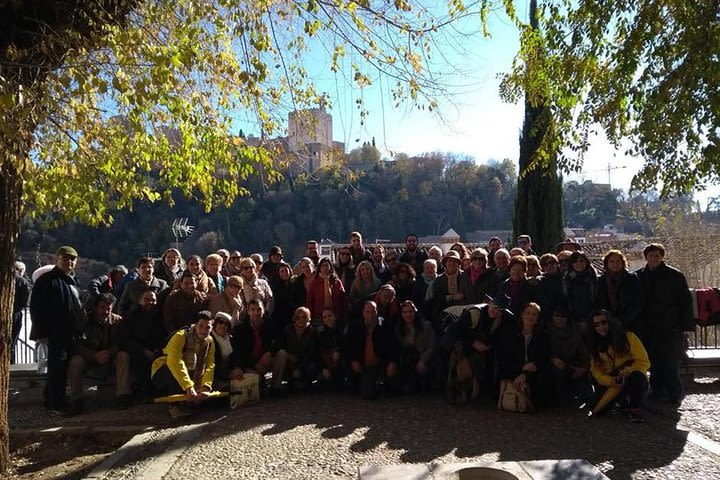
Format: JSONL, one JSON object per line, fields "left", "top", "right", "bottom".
{"left": 9, "top": 372, "right": 720, "bottom": 479}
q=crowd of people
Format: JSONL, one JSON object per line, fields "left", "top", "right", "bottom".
{"left": 16, "top": 231, "right": 695, "bottom": 421}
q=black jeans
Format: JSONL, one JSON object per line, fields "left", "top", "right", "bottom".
{"left": 152, "top": 365, "right": 185, "bottom": 396}
{"left": 44, "top": 340, "right": 71, "bottom": 409}
{"left": 648, "top": 332, "right": 685, "bottom": 402}
{"left": 11, "top": 311, "right": 23, "bottom": 364}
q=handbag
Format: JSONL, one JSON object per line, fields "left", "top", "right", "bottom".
{"left": 497, "top": 378, "right": 534, "bottom": 413}
{"left": 230, "top": 374, "right": 260, "bottom": 408}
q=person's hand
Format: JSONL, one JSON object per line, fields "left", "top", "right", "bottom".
{"left": 552, "top": 357, "right": 566, "bottom": 370}
{"left": 322, "top": 368, "right": 332, "bottom": 380}
{"left": 185, "top": 386, "right": 200, "bottom": 403}
{"left": 472, "top": 340, "right": 489, "bottom": 353}
{"left": 144, "top": 349, "right": 155, "bottom": 361}
{"left": 386, "top": 362, "right": 398, "bottom": 378}
{"left": 230, "top": 367, "right": 244, "bottom": 380}
{"left": 452, "top": 293, "right": 464, "bottom": 301}
{"left": 95, "top": 350, "right": 110, "bottom": 365}
{"left": 513, "top": 373, "right": 527, "bottom": 390}
{"left": 522, "top": 362, "right": 537, "bottom": 373}
{"left": 416, "top": 360, "right": 426, "bottom": 374}
{"left": 570, "top": 366, "right": 587, "bottom": 378}
{"left": 351, "top": 361, "right": 363, "bottom": 374}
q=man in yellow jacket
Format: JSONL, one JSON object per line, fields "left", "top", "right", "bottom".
{"left": 151, "top": 310, "right": 215, "bottom": 412}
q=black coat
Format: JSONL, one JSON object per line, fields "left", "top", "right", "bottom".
{"left": 460, "top": 268, "right": 499, "bottom": 304}
{"left": 635, "top": 262, "right": 694, "bottom": 344}
{"left": 536, "top": 272, "right": 565, "bottom": 326}
{"left": 399, "top": 249, "right": 428, "bottom": 276}
{"left": 346, "top": 317, "right": 399, "bottom": 365}
{"left": 497, "top": 278, "right": 538, "bottom": 317}
{"left": 231, "top": 320, "right": 278, "bottom": 369}
{"left": 118, "top": 305, "right": 166, "bottom": 355}
{"left": 29, "top": 267, "right": 83, "bottom": 344}
{"left": 493, "top": 319, "right": 549, "bottom": 381}
{"left": 454, "top": 305, "right": 511, "bottom": 356}
{"left": 269, "top": 278, "right": 299, "bottom": 341}
{"left": 14, "top": 273, "right": 31, "bottom": 315}
{"left": 596, "top": 269, "right": 644, "bottom": 332}
{"left": 562, "top": 267, "right": 598, "bottom": 326}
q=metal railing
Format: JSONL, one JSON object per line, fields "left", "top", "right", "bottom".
{"left": 10, "top": 306, "right": 720, "bottom": 364}
{"left": 12, "top": 308, "right": 37, "bottom": 365}
{"left": 690, "top": 323, "right": 720, "bottom": 350}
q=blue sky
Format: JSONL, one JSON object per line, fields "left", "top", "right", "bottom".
{"left": 249, "top": 5, "right": 718, "bottom": 207}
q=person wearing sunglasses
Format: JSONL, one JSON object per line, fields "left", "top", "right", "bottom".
{"left": 239, "top": 258, "right": 274, "bottom": 319}
{"left": 588, "top": 310, "right": 650, "bottom": 423}
{"left": 209, "top": 275, "right": 244, "bottom": 327}
{"left": 334, "top": 247, "right": 356, "bottom": 293}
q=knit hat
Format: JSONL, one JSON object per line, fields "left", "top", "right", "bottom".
{"left": 270, "top": 246, "right": 283, "bottom": 256}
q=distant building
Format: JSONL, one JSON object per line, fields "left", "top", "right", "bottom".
{"left": 247, "top": 106, "right": 345, "bottom": 174}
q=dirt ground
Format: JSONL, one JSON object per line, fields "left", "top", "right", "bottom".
{"left": 8, "top": 431, "right": 135, "bottom": 480}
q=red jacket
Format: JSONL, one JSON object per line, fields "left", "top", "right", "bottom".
{"left": 306, "top": 276, "right": 347, "bottom": 321}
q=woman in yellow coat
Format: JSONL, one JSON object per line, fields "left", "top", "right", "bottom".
{"left": 588, "top": 310, "right": 650, "bottom": 422}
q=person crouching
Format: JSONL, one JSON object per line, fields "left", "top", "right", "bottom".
{"left": 151, "top": 311, "right": 215, "bottom": 417}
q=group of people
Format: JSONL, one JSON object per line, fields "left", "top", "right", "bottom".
{"left": 19, "top": 231, "right": 694, "bottom": 421}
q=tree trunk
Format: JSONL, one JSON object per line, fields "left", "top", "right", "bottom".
{"left": 0, "top": 116, "right": 26, "bottom": 474}
{"left": 513, "top": 0, "right": 564, "bottom": 254}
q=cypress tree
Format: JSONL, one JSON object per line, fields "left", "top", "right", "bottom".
{"left": 513, "top": 0, "right": 563, "bottom": 253}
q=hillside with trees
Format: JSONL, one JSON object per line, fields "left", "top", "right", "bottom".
{"left": 18, "top": 153, "right": 518, "bottom": 264}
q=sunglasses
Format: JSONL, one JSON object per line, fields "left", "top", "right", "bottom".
{"left": 593, "top": 320, "right": 608, "bottom": 327}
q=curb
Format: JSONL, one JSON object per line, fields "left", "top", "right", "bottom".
{"left": 83, "top": 415, "right": 226, "bottom": 480}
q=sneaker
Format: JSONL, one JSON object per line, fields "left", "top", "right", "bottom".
{"left": 627, "top": 409, "right": 646, "bottom": 423}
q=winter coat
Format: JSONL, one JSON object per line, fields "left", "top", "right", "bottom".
{"left": 29, "top": 266, "right": 84, "bottom": 343}
{"left": 596, "top": 269, "right": 644, "bottom": 333}
{"left": 590, "top": 332, "right": 650, "bottom": 387}
{"left": 635, "top": 261, "right": 694, "bottom": 345}
{"left": 563, "top": 267, "right": 598, "bottom": 326}
{"left": 460, "top": 267, "right": 499, "bottom": 304}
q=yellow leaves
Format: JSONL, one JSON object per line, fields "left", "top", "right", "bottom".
{"left": 405, "top": 52, "right": 422, "bottom": 73}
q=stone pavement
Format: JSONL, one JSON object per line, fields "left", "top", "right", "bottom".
{"left": 10, "top": 374, "right": 720, "bottom": 479}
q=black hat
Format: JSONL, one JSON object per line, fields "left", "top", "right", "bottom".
{"left": 483, "top": 293, "right": 512, "bottom": 312}
{"left": 270, "top": 246, "right": 283, "bottom": 256}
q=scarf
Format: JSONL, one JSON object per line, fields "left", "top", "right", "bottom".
{"left": 470, "top": 266, "right": 484, "bottom": 286}
{"left": 422, "top": 272, "right": 437, "bottom": 302}
{"left": 212, "top": 332, "right": 233, "bottom": 360}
